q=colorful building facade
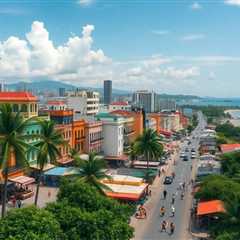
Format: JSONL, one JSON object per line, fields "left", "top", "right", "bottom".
{"left": 84, "top": 121, "right": 103, "bottom": 153}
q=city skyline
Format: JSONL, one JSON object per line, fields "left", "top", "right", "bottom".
{"left": 0, "top": 0, "right": 240, "bottom": 97}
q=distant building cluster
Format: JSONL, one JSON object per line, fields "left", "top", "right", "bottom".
{"left": 0, "top": 80, "right": 190, "bottom": 181}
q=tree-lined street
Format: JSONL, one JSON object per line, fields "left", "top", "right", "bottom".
{"left": 132, "top": 112, "right": 206, "bottom": 240}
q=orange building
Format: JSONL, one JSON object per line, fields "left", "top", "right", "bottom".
{"left": 46, "top": 102, "right": 74, "bottom": 165}
{"left": 0, "top": 91, "right": 38, "bottom": 180}
{"left": 72, "top": 119, "right": 85, "bottom": 153}
{"left": 110, "top": 110, "right": 143, "bottom": 140}
{"left": 148, "top": 113, "right": 161, "bottom": 134}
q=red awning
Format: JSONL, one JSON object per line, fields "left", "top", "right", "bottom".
{"left": 9, "top": 176, "right": 35, "bottom": 185}
{"left": 159, "top": 129, "right": 172, "bottom": 137}
{"left": 105, "top": 192, "right": 141, "bottom": 201}
{"left": 197, "top": 200, "right": 226, "bottom": 216}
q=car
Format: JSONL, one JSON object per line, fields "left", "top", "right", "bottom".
{"left": 185, "top": 148, "right": 189, "bottom": 152}
{"left": 191, "top": 154, "right": 196, "bottom": 159}
{"left": 164, "top": 176, "right": 173, "bottom": 184}
{"left": 191, "top": 148, "right": 195, "bottom": 152}
{"left": 183, "top": 156, "right": 189, "bottom": 161}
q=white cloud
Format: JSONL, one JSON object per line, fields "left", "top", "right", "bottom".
{"left": 224, "top": 0, "right": 240, "bottom": 6}
{"left": 77, "top": 0, "right": 94, "bottom": 6}
{"left": 0, "top": 21, "right": 110, "bottom": 83}
{"left": 181, "top": 34, "right": 205, "bottom": 41}
{"left": 190, "top": 2, "right": 202, "bottom": 10}
{"left": 151, "top": 30, "right": 170, "bottom": 35}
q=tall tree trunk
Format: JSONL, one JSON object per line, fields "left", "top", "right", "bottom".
{"left": 34, "top": 169, "right": 42, "bottom": 206}
{"left": 1, "top": 167, "right": 9, "bottom": 218}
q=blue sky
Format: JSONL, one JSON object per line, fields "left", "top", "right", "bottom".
{"left": 0, "top": 0, "right": 240, "bottom": 97}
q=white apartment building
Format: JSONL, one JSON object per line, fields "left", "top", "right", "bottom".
{"left": 109, "top": 101, "right": 131, "bottom": 112}
{"left": 95, "top": 113, "right": 125, "bottom": 157}
{"left": 132, "top": 90, "right": 156, "bottom": 113}
{"left": 66, "top": 90, "right": 99, "bottom": 116}
{"left": 160, "top": 112, "right": 182, "bottom": 132}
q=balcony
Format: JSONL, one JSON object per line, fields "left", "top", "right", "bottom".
{"left": 90, "top": 137, "right": 104, "bottom": 144}
{"left": 75, "top": 136, "right": 85, "bottom": 142}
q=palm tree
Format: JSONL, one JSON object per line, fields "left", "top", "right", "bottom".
{"left": 75, "top": 152, "right": 111, "bottom": 193}
{"left": 0, "top": 104, "right": 31, "bottom": 217}
{"left": 34, "top": 120, "right": 65, "bottom": 206}
{"left": 133, "top": 128, "right": 163, "bottom": 182}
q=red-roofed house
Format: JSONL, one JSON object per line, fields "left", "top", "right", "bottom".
{"left": 0, "top": 91, "right": 38, "bottom": 118}
{"left": 47, "top": 100, "right": 67, "bottom": 111}
{"left": 109, "top": 101, "right": 131, "bottom": 111}
{"left": 220, "top": 144, "right": 240, "bottom": 154}
{"left": 197, "top": 200, "right": 225, "bottom": 216}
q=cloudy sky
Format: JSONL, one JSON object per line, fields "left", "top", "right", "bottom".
{"left": 0, "top": 0, "right": 240, "bottom": 97}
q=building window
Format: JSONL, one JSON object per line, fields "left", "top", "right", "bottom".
{"left": 13, "top": 104, "right": 19, "bottom": 112}
{"left": 21, "top": 104, "right": 28, "bottom": 112}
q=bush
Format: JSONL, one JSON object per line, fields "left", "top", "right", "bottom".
{"left": 0, "top": 206, "right": 63, "bottom": 240}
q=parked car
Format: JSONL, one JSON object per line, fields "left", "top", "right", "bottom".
{"left": 191, "top": 148, "right": 195, "bottom": 152}
{"left": 183, "top": 156, "right": 189, "bottom": 161}
{"left": 185, "top": 148, "right": 189, "bottom": 152}
{"left": 163, "top": 176, "right": 173, "bottom": 184}
{"left": 164, "top": 176, "right": 173, "bottom": 184}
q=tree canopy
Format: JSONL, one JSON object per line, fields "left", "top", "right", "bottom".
{"left": 0, "top": 206, "right": 63, "bottom": 240}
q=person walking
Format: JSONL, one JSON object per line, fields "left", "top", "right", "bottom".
{"left": 160, "top": 206, "right": 165, "bottom": 217}
{"left": 163, "top": 190, "right": 167, "bottom": 200}
{"left": 170, "top": 222, "right": 175, "bottom": 235}
{"left": 161, "top": 220, "right": 168, "bottom": 232}
{"left": 181, "top": 191, "right": 185, "bottom": 200}
{"left": 171, "top": 193, "right": 175, "bottom": 204}
{"left": 171, "top": 205, "right": 175, "bottom": 217}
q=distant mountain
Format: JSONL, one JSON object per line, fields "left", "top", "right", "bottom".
{"left": 6, "top": 80, "right": 200, "bottom": 100}
{"left": 6, "top": 80, "right": 131, "bottom": 96}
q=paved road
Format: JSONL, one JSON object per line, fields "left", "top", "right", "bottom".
{"left": 134, "top": 112, "right": 206, "bottom": 240}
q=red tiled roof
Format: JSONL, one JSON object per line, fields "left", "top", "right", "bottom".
{"left": 110, "top": 110, "right": 132, "bottom": 116}
{"left": 0, "top": 91, "right": 37, "bottom": 102}
{"left": 47, "top": 101, "right": 66, "bottom": 105}
{"left": 220, "top": 144, "right": 240, "bottom": 153}
{"left": 197, "top": 200, "right": 225, "bottom": 216}
{"left": 111, "top": 101, "right": 129, "bottom": 106}
{"left": 159, "top": 129, "right": 172, "bottom": 137}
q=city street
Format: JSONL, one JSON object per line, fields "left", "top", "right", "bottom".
{"left": 132, "top": 113, "right": 205, "bottom": 240}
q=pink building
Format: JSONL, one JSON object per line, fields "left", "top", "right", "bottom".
{"left": 84, "top": 121, "right": 103, "bottom": 153}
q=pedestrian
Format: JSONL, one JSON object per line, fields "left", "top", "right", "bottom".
{"left": 183, "top": 182, "right": 186, "bottom": 191}
{"left": 171, "top": 193, "right": 175, "bottom": 204}
{"left": 163, "top": 190, "right": 167, "bottom": 200}
{"left": 17, "top": 199, "right": 22, "bottom": 208}
{"left": 181, "top": 191, "right": 185, "bottom": 200}
{"left": 12, "top": 196, "right": 16, "bottom": 208}
{"left": 171, "top": 205, "right": 175, "bottom": 217}
{"left": 48, "top": 189, "right": 51, "bottom": 198}
{"left": 148, "top": 189, "right": 152, "bottom": 196}
{"left": 161, "top": 220, "right": 168, "bottom": 232}
{"left": 170, "top": 222, "right": 175, "bottom": 235}
{"left": 160, "top": 206, "right": 165, "bottom": 217}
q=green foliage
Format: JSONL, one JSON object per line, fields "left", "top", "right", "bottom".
{"left": 216, "top": 122, "right": 240, "bottom": 142}
{"left": 34, "top": 120, "right": 65, "bottom": 206}
{"left": 57, "top": 179, "right": 135, "bottom": 221}
{"left": 221, "top": 152, "right": 240, "bottom": 181}
{"left": 47, "top": 202, "right": 134, "bottom": 240}
{"left": 0, "top": 104, "right": 32, "bottom": 217}
{"left": 0, "top": 206, "right": 63, "bottom": 240}
{"left": 74, "top": 152, "right": 111, "bottom": 193}
{"left": 134, "top": 128, "right": 163, "bottom": 161}
{"left": 216, "top": 232, "right": 240, "bottom": 240}
{"left": 196, "top": 175, "right": 240, "bottom": 239}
